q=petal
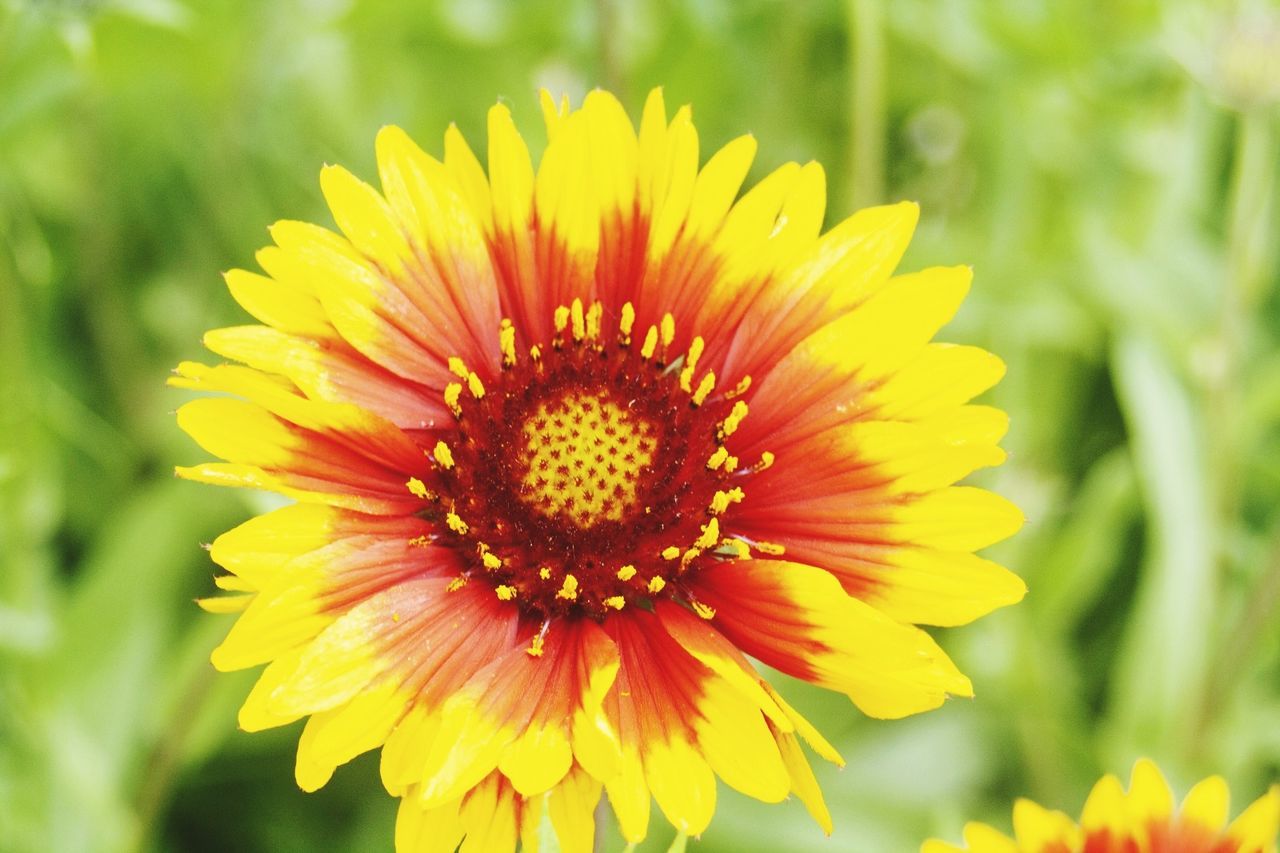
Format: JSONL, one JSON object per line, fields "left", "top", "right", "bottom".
{"left": 1225, "top": 785, "right": 1280, "bottom": 851}
{"left": 547, "top": 764, "right": 603, "bottom": 853}
{"left": 692, "top": 560, "right": 972, "bottom": 719}
{"left": 415, "top": 618, "right": 618, "bottom": 807}
{"left": 395, "top": 794, "right": 464, "bottom": 853}
{"left": 1179, "top": 775, "right": 1230, "bottom": 835}
{"left": 1012, "top": 798, "right": 1082, "bottom": 850}
{"left": 204, "top": 325, "right": 447, "bottom": 429}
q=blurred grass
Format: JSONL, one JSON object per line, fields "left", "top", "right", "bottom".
{"left": 2, "top": 0, "right": 1279, "bottom": 851}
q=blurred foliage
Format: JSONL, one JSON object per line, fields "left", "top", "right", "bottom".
{"left": 2, "top": 0, "right": 1279, "bottom": 851}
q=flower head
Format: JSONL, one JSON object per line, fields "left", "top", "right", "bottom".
{"left": 924, "top": 758, "right": 1280, "bottom": 853}
{"left": 175, "top": 88, "right": 1024, "bottom": 850}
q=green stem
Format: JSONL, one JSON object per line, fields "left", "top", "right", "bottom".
{"left": 847, "top": 0, "right": 886, "bottom": 208}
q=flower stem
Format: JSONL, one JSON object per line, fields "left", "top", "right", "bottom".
{"left": 847, "top": 0, "right": 886, "bottom": 208}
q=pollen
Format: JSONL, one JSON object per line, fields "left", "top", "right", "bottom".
{"left": 495, "top": 584, "right": 517, "bottom": 601}
{"left": 518, "top": 388, "right": 658, "bottom": 527}
{"left": 603, "top": 596, "right": 625, "bottom": 610}
{"left": 556, "top": 574, "right": 579, "bottom": 600}
{"left": 647, "top": 576, "right": 666, "bottom": 594}
{"left": 446, "top": 512, "right": 469, "bottom": 535}
{"left": 616, "top": 565, "right": 637, "bottom": 581}
{"left": 433, "top": 440, "right": 455, "bottom": 470}
{"left": 405, "top": 477, "right": 428, "bottom": 498}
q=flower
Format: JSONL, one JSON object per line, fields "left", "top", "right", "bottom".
{"left": 174, "top": 87, "right": 1024, "bottom": 851}
{"left": 923, "top": 758, "right": 1280, "bottom": 853}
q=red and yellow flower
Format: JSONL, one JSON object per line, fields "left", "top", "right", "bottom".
{"left": 924, "top": 759, "right": 1280, "bottom": 853}
{"left": 175, "top": 88, "right": 1024, "bottom": 850}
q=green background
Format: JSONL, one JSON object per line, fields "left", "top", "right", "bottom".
{"left": 2, "top": 0, "right": 1279, "bottom": 850}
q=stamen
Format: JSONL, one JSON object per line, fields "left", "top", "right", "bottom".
{"left": 553, "top": 305, "right": 570, "bottom": 334}
{"left": 526, "top": 620, "right": 550, "bottom": 657}
{"left": 647, "top": 576, "right": 666, "bottom": 594}
{"left": 709, "top": 487, "right": 745, "bottom": 514}
{"left": 694, "top": 518, "right": 720, "bottom": 549}
{"left": 529, "top": 344, "right": 542, "bottom": 361}
{"left": 447, "top": 575, "right": 468, "bottom": 592}
{"left": 444, "top": 383, "right": 463, "bottom": 417}
{"left": 678, "top": 336, "right": 705, "bottom": 392}
{"left": 660, "top": 313, "right": 675, "bottom": 349}
{"left": 640, "top": 326, "right": 658, "bottom": 360}
{"left": 754, "top": 540, "right": 786, "bottom": 556}
{"left": 538, "top": 566, "right": 551, "bottom": 580}
{"left": 661, "top": 545, "right": 681, "bottom": 561}
{"left": 570, "top": 298, "right": 586, "bottom": 342}
{"left": 445, "top": 512, "right": 469, "bottom": 535}
{"left": 433, "top": 440, "right": 455, "bottom": 470}
{"left": 495, "top": 584, "right": 517, "bottom": 601}
{"left": 586, "top": 301, "right": 603, "bottom": 342}
{"left": 707, "top": 446, "right": 729, "bottom": 470}
{"left": 603, "top": 596, "right": 625, "bottom": 610}
{"left": 405, "top": 477, "right": 428, "bottom": 498}
{"left": 408, "top": 534, "right": 433, "bottom": 548}
{"left": 499, "top": 319, "right": 517, "bottom": 367}
{"left": 466, "top": 372, "right": 486, "bottom": 399}
{"left": 726, "top": 375, "right": 752, "bottom": 399}
{"left": 691, "top": 371, "right": 716, "bottom": 407}
{"left": 724, "top": 455, "right": 740, "bottom": 472}
{"left": 448, "top": 357, "right": 470, "bottom": 379}
{"left": 481, "top": 551, "right": 503, "bottom": 570}
{"left": 619, "top": 302, "right": 636, "bottom": 343}
{"left": 691, "top": 600, "right": 717, "bottom": 620}
{"left": 717, "top": 539, "right": 751, "bottom": 559}
{"left": 556, "top": 574, "right": 579, "bottom": 600}
{"left": 745, "top": 451, "right": 775, "bottom": 473}
{"left": 719, "top": 400, "right": 748, "bottom": 437}
{"left": 616, "top": 565, "right": 637, "bottom": 581}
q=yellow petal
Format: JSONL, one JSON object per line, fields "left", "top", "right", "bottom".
{"left": 1179, "top": 774, "right": 1230, "bottom": 835}
{"left": 547, "top": 765, "right": 603, "bottom": 853}
{"left": 644, "top": 736, "right": 716, "bottom": 836}
{"left": 1011, "top": 798, "right": 1081, "bottom": 850}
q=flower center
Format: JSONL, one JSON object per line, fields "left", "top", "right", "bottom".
{"left": 517, "top": 388, "right": 657, "bottom": 527}
{"left": 409, "top": 300, "right": 777, "bottom": 640}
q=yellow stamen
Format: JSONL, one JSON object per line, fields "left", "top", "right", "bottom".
{"left": 405, "top": 477, "right": 428, "bottom": 498}
{"left": 681, "top": 547, "right": 701, "bottom": 567}
{"left": 661, "top": 545, "right": 681, "bottom": 561}
{"left": 660, "top": 312, "right": 675, "bottom": 350}
{"left": 647, "top": 576, "right": 666, "bottom": 594}
{"left": 720, "top": 400, "right": 748, "bottom": 436}
{"left": 553, "top": 305, "right": 570, "bottom": 333}
{"left": 709, "top": 487, "right": 745, "bottom": 515}
{"left": 408, "top": 534, "right": 432, "bottom": 548}
{"left": 433, "top": 440, "right": 455, "bottom": 470}
{"left": 529, "top": 344, "right": 542, "bottom": 361}
{"left": 727, "top": 375, "right": 752, "bottom": 399}
{"left": 719, "top": 538, "right": 751, "bottom": 559}
{"left": 691, "top": 371, "right": 717, "bottom": 406}
{"left": 724, "top": 455, "right": 739, "bottom": 472}
{"left": 556, "top": 574, "right": 579, "bottom": 600}
{"left": 694, "top": 517, "right": 720, "bottom": 550}
{"left": 755, "top": 540, "right": 787, "bottom": 556}
{"left": 499, "top": 320, "right": 516, "bottom": 367}
{"left": 444, "top": 382, "right": 463, "bottom": 416}
{"left": 466, "top": 371, "right": 485, "bottom": 399}
{"left": 619, "top": 302, "right": 636, "bottom": 342}
{"left": 707, "top": 446, "right": 729, "bottom": 470}
{"left": 678, "top": 336, "right": 705, "bottom": 392}
{"left": 482, "top": 551, "right": 503, "bottom": 570}
{"left": 586, "top": 301, "right": 603, "bottom": 341}
{"left": 754, "top": 451, "right": 775, "bottom": 472}
{"left": 446, "top": 512, "right": 469, "bottom": 535}
{"left": 603, "top": 596, "right": 626, "bottom": 610}
{"left": 526, "top": 623, "right": 549, "bottom": 657}
{"left": 539, "top": 566, "right": 551, "bottom": 580}
{"left": 640, "top": 325, "right": 658, "bottom": 360}
{"left": 447, "top": 576, "right": 468, "bottom": 592}
{"left": 495, "top": 584, "right": 517, "bottom": 601}
{"left": 691, "top": 601, "right": 717, "bottom": 620}
{"left": 448, "top": 356, "right": 469, "bottom": 379}
{"left": 570, "top": 298, "right": 586, "bottom": 341}
{"left": 616, "top": 565, "right": 637, "bottom": 581}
